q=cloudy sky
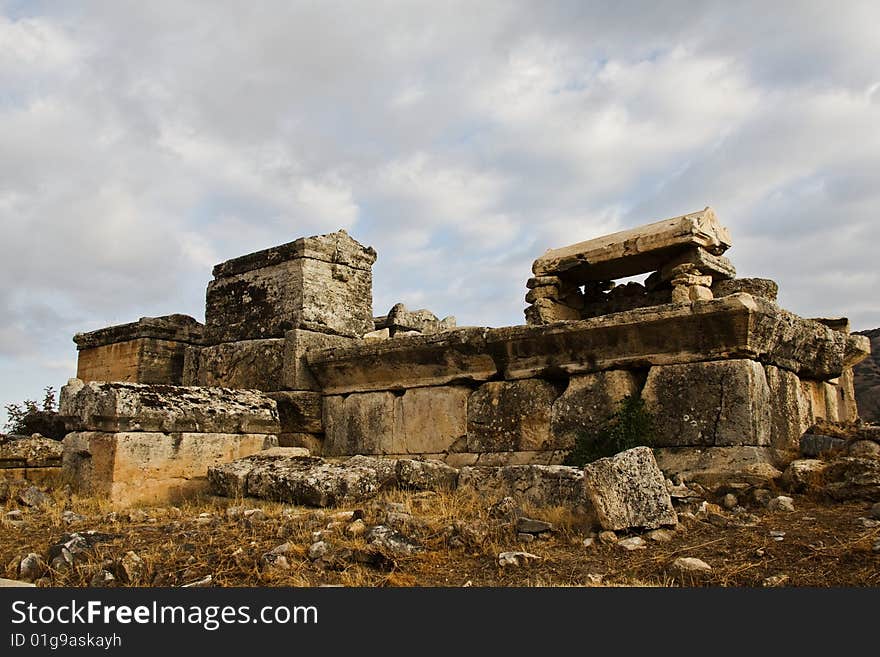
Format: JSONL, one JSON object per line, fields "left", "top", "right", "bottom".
{"left": 2, "top": 1, "right": 879, "bottom": 422}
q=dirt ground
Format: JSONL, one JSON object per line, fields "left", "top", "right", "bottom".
{"left": 2, "top": 486, "right": 878, "bottom": 588}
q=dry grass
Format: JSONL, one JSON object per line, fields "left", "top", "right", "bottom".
{"left": 1, "top": 481, "right": 878, "bottom": 587}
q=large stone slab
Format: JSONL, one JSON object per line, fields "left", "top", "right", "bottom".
{"left": 491, "top": 295, "right": 869, "bottom": 382}
{"left": 550, "top": 371, "right": 641, "bottom": 450}
{"left": 582, "top": 446, "right": 677, "bottom": 531}
{"left": 653, "top": 446, "right": 784, "bottom": 488}
{"left": 63, "top": 431, "right": 276, "bottom": 505}
{"left": 323, "top": 386, "right": 469, "bottom": 456}
{"left": 532, "top": 207, "right": 732, "bottom": 281}
{"left": 467, "top": 380, "right": 560, "bottom": 452}
{"left": 457, "top": 464, "right": 591, "bottom": 514}
{"left": 182, "top": 339, "right": 285, "bottom": 391}
{"left": 74, "top": 315, "right": 204, "bottom": 386}
{"left": 205, "top": 230, "right": 376, "bottom": 343}
{"left": 308, "top": 327, "right": 497, "bottom": 394}
{"left": 642, "top": 359, "right": 771, "bottom": 447}
{"left": 60, "top": 380, "right": 280, "bottom": 434}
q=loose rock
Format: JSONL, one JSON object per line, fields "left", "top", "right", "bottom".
{"left": 498, "top": 551, "right": 541, "bottom": 568}
{"left": 767, "top": 496, "right": 795, "bottom": 512}
{"left": 17, "top": 486, "right": 52, "bottom": 509}
{"left": 617, "top": 536, "right": 647, "bottom": 551}
{"left": 670, "top": 557, "right": 713, "bottom": 576}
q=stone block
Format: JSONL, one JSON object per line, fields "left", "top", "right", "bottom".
{"left": 283, "top": 329, "right": 356, "bottom": 391}
{"left": 392, "top": 386, "right": 468, "bottom": 454}
{"left": 765, "top": 365, "right": 813, "bottom": 452}
{"left": 492, "top": 295, "right": 869, "bottom": 382}
{"left": 322, "top": 392, "right": 395, "bottom": 456}
{"left": 307, "top": 327, "right": 496, "bottom": 394}
{"left": 467, "top": 380, "right": 560, "bottom": 452}
{"left": 205, "top": 230, "right": 375, "bottom": 343}
{"left": 384, "top": 303, "right": 456, "bottom": 335}
{"left": 0, "top": 435, "right": 63, "bottom": 468}
{"left": 74, "top": 315, "right": 204, "bottom": 385}
{"left": 63, "top": 431, "right": 276, "bottom": 505}
{"left": 653, "top": 446, "right": 783, "bottom": 488}
{"left": 532, "top": 207, "right": 731, "bottom": 281}
{"left": 582, "top": 446, "right": 678, "bottom": 531}
{"left": 658, "top": 247, "right": 736, "bottom": 283}
{"left": 182, "top": 339, "right": 285, "bottom": 391}
{"left": 266, "top": 391, "right": 323, "bottom": 433}
{"left": 550, "top": 371, "right": 641, "bottom": 449}
{"left": 457, "top": 464, "right": 592, "bottom": 515}
{"left": 60, "top": 380, "right": 280, "bottom": 434}
{"left": 642, "top": 360, "right": 771, "bottom": 447}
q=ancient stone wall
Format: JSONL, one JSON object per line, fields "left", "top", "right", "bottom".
{"left": 61, "top": 211, "right": 872, "bottom": 504}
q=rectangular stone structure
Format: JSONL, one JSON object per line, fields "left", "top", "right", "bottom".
{"left": 63, "top": 431, "right": 276, "bottom": 505}
{"left": 74, "top": 314, "right": 204, "bottom": 385}
{"left": 60, "top": 380, "right": 280, "bottom": 434}
{"left": 205, "top": 230, "right": 376, "bottom": 343}
{"left": 532, "top": 207, "right": 732, "bottom": 281}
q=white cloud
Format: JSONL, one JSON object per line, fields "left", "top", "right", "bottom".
{"left": 2, "top": 1, "right": 880, "bottom": 424}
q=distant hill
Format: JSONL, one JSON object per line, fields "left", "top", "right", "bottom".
{"left": 853, "top": 328, "right": 880, "bottom": 423}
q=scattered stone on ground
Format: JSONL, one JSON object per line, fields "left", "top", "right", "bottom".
{"left": 498, "top": 551, "right": 541, "bottom": 568}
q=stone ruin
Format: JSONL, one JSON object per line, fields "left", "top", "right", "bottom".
{"left": 57, "top": 210, "right": 871, "bottom": 506}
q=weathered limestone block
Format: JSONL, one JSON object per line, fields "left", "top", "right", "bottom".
{"left": 396, "top": 458, "right": 459, "bottom": 490}
{"left": 457, "top": 465, "right": 592, "bottom": 514}
{"left": 834, "top": 368, "right": 859, "bottom": 423}
{"left": 496, "top": 295, "right": 867, "bottom": 382}
{"left": 642, "top": 360, "right": 771, "bottom": 447}
{"left": 765, "top": 365, "right": 813, "bottom": 453}
{"left": 322, "top": 392, "right": 395, "bottom": 456}
{"left": 442, "top": 450, "right": 569, "bottom": 467}
{"left": 60, "top": 380, "right": 280, "bottom": 434}
{"left": 550, "top": 371, "right": 640, "bottom": 449}
{"left": 822, "top": 458, "right": 880, "bottom": 501}
{"left": 284, "top": 329, "right": 356, "bottom": 391}
{"left": 63, "top": 431, "right": 276, "bottom": 505}
{"left": 532, "top": 207, "right": 731, "bottom": 281}
{"left": 74, "top": 315, "right": 204, "bottom": 385}
{"left": 205, "top": 230, "right": 376, "bottom": 343}
{"left": 384, "top": 303, "right": 456, "bottom": 336}
{"left": 393, "top": 386, "right": 468, "bottom": 454}
{"left": 182, "top": 339, "right": 285, "bottom": 391}
{"left": 800, "top": 379, "right": 843, "bottom": 423}
{"left": 307, "top": 327, "right": 496, "bottom": 394}
{"left": 245, "top": 457, "right": 379, "bottom": 506}
{"left": 653, "top": 446, "right": 783, "bottom": 488}
{"left": 582, "top": 446, "right": 678, "bottom": 531}
{"left": 782, "top": 459, "right": 829, "bottom": 492}
{"left": 323, "top": 386, "right": 469, "bottom": 456}
{"left": 467, "top": 380, "right": 560, "bottom": 452}
{"left": 712, "top": 278, "right": 778, "bottom": 302}
{"left": 266, "top": 391, "right": 323, "bottom": 434}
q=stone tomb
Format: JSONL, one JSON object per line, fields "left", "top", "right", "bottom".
{"left": 62, "top": 210, "right": 871, "bottom": 504}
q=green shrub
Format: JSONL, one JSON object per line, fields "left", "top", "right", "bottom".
{"left": 563, "top": 395, "right": 655, "bottom": 467}
{"left": 3, "top": 386, "right": 67, "bottom": 440}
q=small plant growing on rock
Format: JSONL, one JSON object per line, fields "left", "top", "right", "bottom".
{"left": 563, "top": 395, "right": 655, "bottom": 467}
{"left": 3, "top": 386, "right": 66, "bottom": 440}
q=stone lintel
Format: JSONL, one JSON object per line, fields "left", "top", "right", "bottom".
{"left": 532, "top": 207, "right": 732, "bottom": 281}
